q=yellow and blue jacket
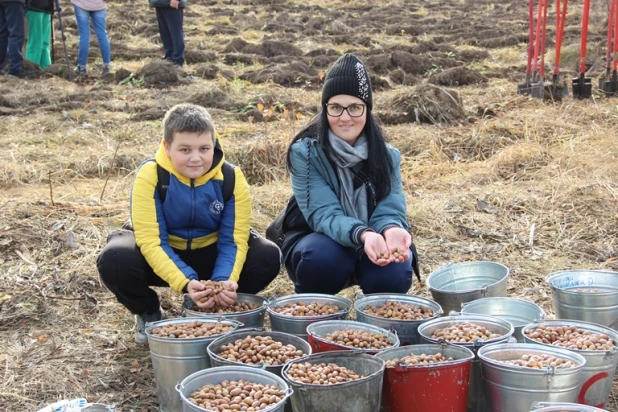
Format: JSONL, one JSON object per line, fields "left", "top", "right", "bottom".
{"left": 130, "top": 140, "right": 251, "bottom": 292}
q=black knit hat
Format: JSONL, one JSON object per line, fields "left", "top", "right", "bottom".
{"left": 321, "top": 53, "right": 373, "bottom": 110}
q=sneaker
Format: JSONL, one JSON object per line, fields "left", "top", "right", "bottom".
{"left": 135, "top": 307, "right": 165, "bottom": 344}
{"left": 102, "top": 65, "right": 111, "bottom": 76}
{"left": 8, "top": 69, "right": 34, "bottom": 78}
{"left": 73, "top": 65, "right": 88, "bottom": 77}
{"left": 173, "top": 64, "right": 183, "bottom": 70}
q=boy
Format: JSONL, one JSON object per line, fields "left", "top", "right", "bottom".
{"left": 97, "top": 104, "right": 281, "bottom": 344}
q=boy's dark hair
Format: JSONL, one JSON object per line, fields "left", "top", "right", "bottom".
{"left": 163, "top": 104, "right": 216, "bottom": 144}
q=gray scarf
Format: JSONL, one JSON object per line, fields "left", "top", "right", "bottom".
{"left": 328, "top": 130, "right": 369, "bottom": 224}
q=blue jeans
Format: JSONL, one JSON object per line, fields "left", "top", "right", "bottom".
{"left": 0, "top": 1, "right": 25, "bottom": 74}
{"left": 155, "top": 7, "right": 184, "bottom": 66}
{"left": 286, "top": 233, "right": 413, "bottom": 294}
{"left": 73, "top": 4, "right": 111, "bottom": 67}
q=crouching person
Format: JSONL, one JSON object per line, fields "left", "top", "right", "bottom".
{"left": 97, "top": 104, "right": 281, "bottom": 343}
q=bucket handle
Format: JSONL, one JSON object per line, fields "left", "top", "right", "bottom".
{"left": 175, "top": 383, "right": 183, "bottom": 394}
{"left": 283, "top": 387, "right": 294, "bottom": 399}
{"left": 479, "top": 284, "right": 488, "bottom": 297}
{"left": 608, "top": 316, "right": 618, "bottom": 330}
{"left": 235, "top": 326, "right": 265, "bottom": 333}
{"left": 543, "top": 365, "right": 557, "bottom": 387}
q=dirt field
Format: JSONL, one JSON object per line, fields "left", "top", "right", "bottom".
{"left": 1, "top": 0, "right": 618, "bottom": 410}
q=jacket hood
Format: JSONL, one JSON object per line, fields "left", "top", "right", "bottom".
{"left": 154, "top": 137, "right": 226, "bottom": 185}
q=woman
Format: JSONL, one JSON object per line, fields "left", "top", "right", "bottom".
{"left": 282, "top": 53, "right": 419, "bottom": 295}
{"left": 25, "top": 0, "right": 53, "bottom": 69}
{"left": 71, "top": 0, "right": 111, "bottom": 76}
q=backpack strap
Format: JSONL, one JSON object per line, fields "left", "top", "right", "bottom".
{"left": 156, "top": 162, "right": 170, "bottom": 202}
{"left": 156, "top": 160, "right": 236, "bottom": 203}
{"left": 221, "top": 161, "right": 236, "bottom": 202}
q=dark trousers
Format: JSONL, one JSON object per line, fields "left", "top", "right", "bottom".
{"left": 97, "top": 229, "right": 281, "bottom": 314}
{"left": 155, "top": 6, "right": 184, "bottom": 66}
{"left": 0, "top": 1, "right": 25, "bottom": 74}
{"left": 286, "top": 233, "right": 412, "bottom": 295}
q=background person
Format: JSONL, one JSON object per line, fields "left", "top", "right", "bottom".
{"left": 25, "top": 0, "right": 53, "bottom": 69}
{"left": 149, "top": 0, "right": 185, "bottom": 68}
{"left": 71, "top": 0, "right": 111, "bottom": 76}
{"left": 0, "top": 0, "right": 33, "bottom": 77}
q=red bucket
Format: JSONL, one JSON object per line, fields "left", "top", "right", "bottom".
{"left": 306, "top": 320, "right": 400, "bottom": 355}
{"left": 375, "top": 344, "right": 475, "bottom": 412}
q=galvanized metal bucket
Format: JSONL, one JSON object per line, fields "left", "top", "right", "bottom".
{"left": 183, "top": 293, "right": 268, "bottom": 328}
{"left": 545, "top": 270, "right": 618, "bottom": 331}
{"left": 266, "top": 294, "right": 352, "bottom": 341}
{"left": 460, "top": 297, "right": 545, "bottom": 342}
{"left": 176, "top": 365, "right": 293, "bottom": 412}
{"left": 354, "top": 294, "right": 443, "bottom": 345}
{"left": 375, "top": 343, "right": 475, "bottom": 412}
{"left": 522, "top": 320, "right": 618, "bottom": 408}
{"left": 478, "top": 343, "right": 586, "bottom": 412}
{"left": 530, "top": 402, "right": 609, "bottom": 411}
{"left": 306, "top": 320, "right": 400, "bottom": 355}
{"left": 207, "top": 329, "right": 312, "bottom": 377}
{"left": 418, "top": 314, "right": 515, "bottom": 412}
{"left": 145, "top": 318, "right": 243, "bottom": 412}
{"left": 426, "top": 261, "right": 510, "bottom": 315}
{"left": 281, "top": 350, "right": 385, "bottom": 412}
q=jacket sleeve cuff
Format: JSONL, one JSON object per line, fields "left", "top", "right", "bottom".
{"left": 351, "top": 224, "right": 375, "bottom": 245}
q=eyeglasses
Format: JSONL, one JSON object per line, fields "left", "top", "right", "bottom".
{"left": 325, "top": 103, "right": 366, "bottom": 118}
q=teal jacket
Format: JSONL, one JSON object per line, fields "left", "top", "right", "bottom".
{"left": 283, "top": 136, "right": 408, "bottom": 259}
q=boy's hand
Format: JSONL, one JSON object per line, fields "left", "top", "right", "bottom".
{"left": 383, "top": 227, "right": 411, "bottom": 263}
{"left": 217, "top": 280, "right": 238, "bottom": 307}
{"left": 362, "top": 231, "right": 390, "bottom": 266}
{"left": 170, "top": 0, "right": 179, "bottom": 9}
{"left": 186, "top": 279, "right": 215, "bottom": 309}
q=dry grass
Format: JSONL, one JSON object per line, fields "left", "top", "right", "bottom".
{"left": 2, "top": 0, "right": 618, "bottom": 410}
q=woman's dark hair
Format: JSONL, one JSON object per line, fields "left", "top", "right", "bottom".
{"left": 286, "top": 107, "right": 394, "bottom": 200}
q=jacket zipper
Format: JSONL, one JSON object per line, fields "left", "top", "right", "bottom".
{"left": 188, "top": 179, "right": 195, "bottom": 249}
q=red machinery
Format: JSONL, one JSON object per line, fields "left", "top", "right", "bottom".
{"left": 519, "top": 0, "right": 568, "bottom": 100}
{"left": 599, "top": 0, "right": 618, "bottom": 95}
{"left": 572, "top": 0, "right": 593, "bottom": 98}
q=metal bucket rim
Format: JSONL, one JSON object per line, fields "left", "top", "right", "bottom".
{"left": 266, "top": 293, "right": 351, "bottom": 319}
{"left": 460, "top": 297, "right": 546, "bottom": 320}
{"left": 426, "top": 261, "right": 510, "bottom": 293}
{"left": 545, "top": 270, "right": 618, "bottom": 294}
{"left": 207, "top": 329, "right": 312, "bottom": 369}
{"left": 530, "top": 401, "right": 609, "bottom": 411}
{"left": 374, "top": 343, "right": 475, "bottom": 368}
{"left": 176, "top": 365, "right": 292, "bottom": 412}
{"left": 353, "top": 293, "right": 444, "bottom": 322}
{"left": 478, "top": 342, "right": 587, "bottom": 373}
{"left": 281, "top": 349, "right": 385, "bottom": 387}
{"left": 417, "top": 314, "right": 515, "bottom": 345}
{"left": 145, "top": 318, "right": 243, "bottom": 342}
{"left": 306, "top": 320, "right": 400, "bottom": 351}
{"left": 184, "top": 293, "right": 268, "bottom": 316}
{"left": 521, "top": 320, "right": 618, "bottom": 354}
